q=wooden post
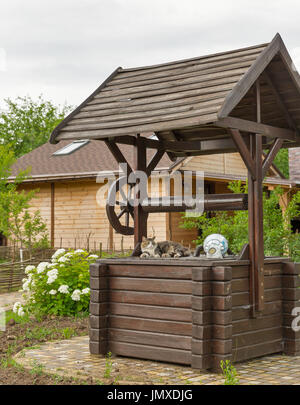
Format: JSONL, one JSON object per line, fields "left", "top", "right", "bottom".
{"left": 50, "top": 183, "right": 55, "bottom": 248}
{"left": 134, "top": 135, "right": 147, "bottom": 247}
{"left": 248, "top": 134, "right": 256, "bottom": 318}
{"left": 254, "top": 79, "right": 264, "bottom": 312}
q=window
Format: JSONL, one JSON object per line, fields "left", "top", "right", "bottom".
{"left": 53, "top": 140, "right": 90, "bottom": 156}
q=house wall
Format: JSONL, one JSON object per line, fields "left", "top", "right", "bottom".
{"left": 18, "top": 179, "right": 168, "bottom": 251}
{"left": 182, "top": 152, "right": 248, "bottom": 176}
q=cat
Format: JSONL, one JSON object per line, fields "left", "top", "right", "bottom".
{"left": 140, "top": 236, "right": 191, "bottom": 259}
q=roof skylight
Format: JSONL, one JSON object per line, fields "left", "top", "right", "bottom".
{"left": 53, "top": 140, "right": 90, "bottom": 156}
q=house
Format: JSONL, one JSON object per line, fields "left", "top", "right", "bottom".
{"left": 8, "top": 136, "right": 295, "bottom": 250}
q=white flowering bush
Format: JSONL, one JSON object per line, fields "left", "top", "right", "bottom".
{"left": 14, "top": 249, "right": 98, "bottom": 317}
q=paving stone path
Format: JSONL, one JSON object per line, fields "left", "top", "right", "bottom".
{"left": 0, "top": 291, "right": 24, "bottom": 311}
{"left": 13, "top": 336, "right": 300, "bottom": 385}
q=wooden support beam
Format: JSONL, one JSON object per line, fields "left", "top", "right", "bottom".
{"left": 105, "top": 139, "right": 133, "bottom": 175}
{"left": 254, "top": 132, "right": 264, "bottom": 312}
{"left": 134, "top": 135, "right": 147, "bottom": 247}
{"left": 229, "top": 129, "right": 256, "bottom": 179}
{"left": 247, "top": 135, "right": 256, "bottom": 318}
{"left": 50, "top": 182, "right": 55, "bottom": 248}
{"left": 253, "top": 79, "right": 264, "bottom": 313}
{"left": 215, "top": 117, "right": 296, "bottom": 141}
{"left": 262, "top": 138, "right": 284, "bottom": 179}
{"left": 146, "top": 149, "right": 165, "bottom": 176}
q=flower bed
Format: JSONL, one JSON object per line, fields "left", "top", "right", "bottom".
{"left": 14, "top": 249, "right": 99, "bottom": 317}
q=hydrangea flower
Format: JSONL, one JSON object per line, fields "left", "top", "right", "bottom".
{"left": 71, "top": 289, "right": 81, "bottom": 301}
{"left": 51, "top": 248, "right": 66, "bottom": 259}
{"left": 58, "top": 256, "right": 69, "bottom": 263}
{"left": 25, "top": 265, "right": 35, "bottom": 274}
{"left": 22, "top": 280, "right": 30, "bottom": 291}
{"left": 58, "top": 285, "right": 69, "bottom": 294}
{"left": 88, "top": 255, "right": 99, "bottom": 260}
{"left": 13, "top": 302, "right": 22, "bottom": 314}
{"left": 82, "top": 288, "right": 90, "bottom": 294}
{"left": 74, "top": 249, "right": 85, "bottom": 254}
{"left": 49, "top": 290, "right": 57, "bottom": 295}
{"left": 64, "top": 252, "right": 74, "bottom": 258}
{"left": 18, "top": 307, "right": 25, "bottom": 317}
{"left": 46, "top": 269, "right": 58, "bottom": 284}
{"left": 37, "top": 262, "right": 50, "bottom": 274}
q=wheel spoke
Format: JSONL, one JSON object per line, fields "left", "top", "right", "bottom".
{"left": 117, "top": 208, "right": 126, "bottom": 219}
{"left": 125, "top": 212, "right": 130, "bottom": 227}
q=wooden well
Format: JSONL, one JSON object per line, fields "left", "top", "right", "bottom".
{"left": 89, "top": 257, "right": 300, "bottom": 371}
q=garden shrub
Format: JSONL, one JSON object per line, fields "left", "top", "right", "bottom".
{"left": 182, "top": 181, "right": 300, "bottom": 261}
{"left": 14, "top": 249, "right": 99, "bottom": 317}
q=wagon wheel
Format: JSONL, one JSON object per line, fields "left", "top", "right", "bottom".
{"left": 106, "top": 176, "right": 148, "bottom": 235}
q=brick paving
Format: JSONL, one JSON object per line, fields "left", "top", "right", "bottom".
{"left": 13, "top": 336, "right": 300, "bottom": 385}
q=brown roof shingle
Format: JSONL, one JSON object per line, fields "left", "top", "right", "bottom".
{"left": 10, "top": 139, "right": 172, "bottom": 182}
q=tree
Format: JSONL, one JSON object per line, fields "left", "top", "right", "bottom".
{"left": 181, "top": 181, "right": 300, "bottom": 261}
{"left": 0, "top": 145, "right": 49, "bottom": 253}
{"left": 273, "top": 148, "right": 289, "bottom": 178}
{"left": 0, "top": 95, "right": 72, "bottom": 157}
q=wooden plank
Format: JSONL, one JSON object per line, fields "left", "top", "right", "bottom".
{"left": 81, "top": 91, "right": 230, "bottom": 114}
{"left": 117, "top": 45, "right": 267, "bottom": 77}
{"left": 110, "top": 290, "right": 191, "bottom": 308}
{"left": 232, "top": 327, "right": 282, "bottom": 348}
{"left": 232, "top": 339, "right": 282, "bottom": 363}
{"left": 109, "top": 302, "right": 192, "bottom": 322}
{"left": 232, "top": 314, "right": 282, "bottom": 334}
{"left": 109, "top": 341, "right": 191, "bottom": 365}
{"left": 98, "top": 70, "right": 248, "bottom": 99}
{"left": 56, "top": 112, "right": 219, "bottom": 141}
{"left": 106, "top": 59, "right": 257, "bottom": 89}
{"left": 65, "top": 105, "right": 222, "bottom": 132}
{"left": 108, "top": 264, "right": 192, "bottom": 279}
{"left": 109, "top": 315, "right": 192, "bottom": 336}
{"left": 93, "top": 75, "right": 243, "bottom": 103}
{"left": 72, "top": 99, "right": 224, "bottom": 125}
{"left": 109, "top": 328, "right": 191, "bottom": 350}
{"left": 87, "top": 83, "right": 235, "bottom": 108}
{"left": 232, "top": 301, "right": 281, "bottom": 321}
{"left": 109, "top": 277, "right": 192, "bottom": 294}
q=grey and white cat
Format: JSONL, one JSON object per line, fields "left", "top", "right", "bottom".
{"left": 140, "top": 236, "right": 191, "bottom": 258}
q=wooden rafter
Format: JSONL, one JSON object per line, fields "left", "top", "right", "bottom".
{"left": 215, "top": 117, "right": 296, "bottom": 141}
{"left": 263, "top": 70, "right": 299, "bottom": 135}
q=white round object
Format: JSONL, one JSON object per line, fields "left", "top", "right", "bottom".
{"left": 203, "top": 233, "right": 228, "bottom": 258}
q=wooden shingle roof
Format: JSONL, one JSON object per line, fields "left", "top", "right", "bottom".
{"left": 50, "top": 34, "right": 300, "bottom": 153}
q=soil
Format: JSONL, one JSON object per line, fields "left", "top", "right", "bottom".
{"left": 0, "top": 315, "right": 91, "bottom": 385}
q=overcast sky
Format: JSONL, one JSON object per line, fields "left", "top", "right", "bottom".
{"left": 1, "top": 0, "right": 300, "bottom": 109}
